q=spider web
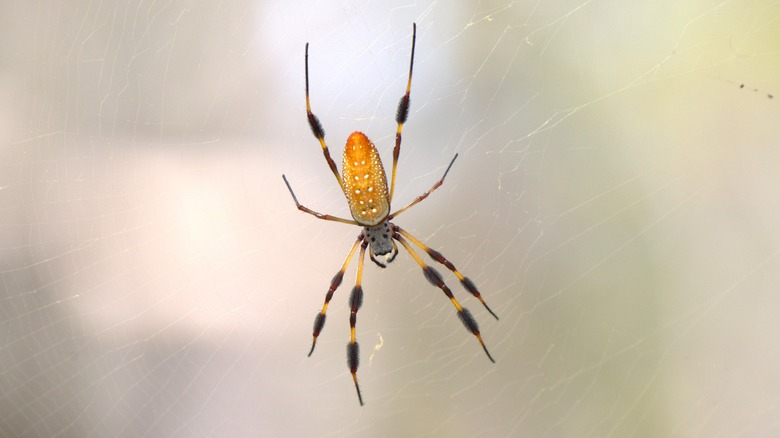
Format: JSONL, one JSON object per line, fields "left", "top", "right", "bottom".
{"left": 2, "top": 1, "right": 780, "bottom": 436}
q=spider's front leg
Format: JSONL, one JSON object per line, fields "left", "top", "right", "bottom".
{"left": 394, "top": 225, "right": 498, "bottom": 320}
{"left": 393, "top": 231, "right": 496, "bottom": 363}
{"left": 308, "top": 234, "right": 363, "bottom": 356}
{"left": 347, "top": 240, "right": 369, "bottom": 406}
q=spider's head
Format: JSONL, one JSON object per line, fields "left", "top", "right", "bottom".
{"left": 365, "top": 222, "right": 396, "bottom": 267}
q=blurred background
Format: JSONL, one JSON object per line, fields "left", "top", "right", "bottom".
{"left": 2, "top": 1, "right": 779, "bottom": 436}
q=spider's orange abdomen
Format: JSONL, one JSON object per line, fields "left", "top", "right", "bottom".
{"left": 342, "top": 131, "right": 390, "bottom": 226}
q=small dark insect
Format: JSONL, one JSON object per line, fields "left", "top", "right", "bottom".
{"left": 282, "top": 23, "right": 498, "bottom": 406}
{"left": 740, "top": 83, "right": 774, "bottom": 99}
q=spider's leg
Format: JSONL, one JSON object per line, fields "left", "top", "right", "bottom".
{"left": 347, "top": 240, "right": 369, "bottom": 406}
{"left": 394, "top": 225, "right": 498, "bottom": 320}
{"left": 389, "top": 23, "right": 417, "bottom": 203}
{"left": 394, "top": 233, "right": 495, "bottom": 363}
{"left": 388, "top": 154, "right": 457, "bottom": 220}
{"left": 308, "top": 234, "right": 364, "bottom": 357}
{"left": 282, "top": 175, "right": 359, "bottom": 226}
{"left": 305, "top": 42, "right": 344, "bottom": 191}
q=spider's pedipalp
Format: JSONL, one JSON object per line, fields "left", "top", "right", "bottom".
{"left": 369, "top": 251, "right": 387, "bottom": 268}
{"left": 368, "top": 237, "right": 398, "bottom": 268}
{"left": 387, "top": 239, "right": 399, "bottom": 264}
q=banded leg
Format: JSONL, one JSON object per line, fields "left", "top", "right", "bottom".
{"left": 389, "top": 154, "right": 457, "bottom": 219}
{"left": 394, "top": 233, "right": 495, "bottom": 363}
{"left": 394, "top": 225, "right": 498, "bottom": 320}
{"left": 308, "top": 234, "right": 363, "bottom": 356}
{"left": 305, "top": 42, "right": 344, "bottom": 190}
{"left": 347, "top": 240, "right": 369, "bottom": 406}
{"left": 282, "top": 175, "right": 359, "bottom": 226}
{"left": 389, "top": 22, "right": 417, "bottom": 203}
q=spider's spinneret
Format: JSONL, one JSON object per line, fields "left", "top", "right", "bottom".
{"left": 342, "top": 132, "right": 390, "bottom": 226}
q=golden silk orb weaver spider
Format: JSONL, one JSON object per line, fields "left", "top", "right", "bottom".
{"left": 281, "top": 23, "right": 498, "bottom": 406}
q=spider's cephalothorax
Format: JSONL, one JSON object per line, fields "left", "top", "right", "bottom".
{"left": 281, "top": 23, "right": 498, "bottom": 406}
{"left": 364, "top": 221, "right": 397, "bottom": 267}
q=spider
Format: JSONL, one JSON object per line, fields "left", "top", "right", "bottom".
{"left": 282, "top": 23, "right": 498, "bottom": 406}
